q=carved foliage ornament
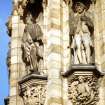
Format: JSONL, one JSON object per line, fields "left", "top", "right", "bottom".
{"left": 68, "top": 75, "right": 99, "bottom": 105}
{"left": 22, "top": 84, "right": 46, "bottom": 105}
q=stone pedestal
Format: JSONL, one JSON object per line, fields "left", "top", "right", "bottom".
{"left": 18, "top": 73, "right": 47, "bottom": 105}
{"left": 62, "top": 65, "right": 104, "bottom": 105}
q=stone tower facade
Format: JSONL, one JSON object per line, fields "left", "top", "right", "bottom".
{"left": 5, "top": 0, "right": 105, "bottom": 105}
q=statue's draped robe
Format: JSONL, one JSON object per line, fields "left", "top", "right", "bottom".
{"left": 22, "top": 23, "right": 43, "bottom": 71}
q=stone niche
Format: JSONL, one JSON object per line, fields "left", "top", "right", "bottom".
{"left": 20, "top": 0, "right": 46, "bottom": 75}
{"left": 64, "top": 0, "right": 105, "bottom": 104}
{"left": 22, "top": 0, "right": 44, "bottom": 23}
{"left": 69, "top": 0, "right": 95, "bottom": 65}
{"left": 18, "top": 74, "right": 47, "bottom": 105}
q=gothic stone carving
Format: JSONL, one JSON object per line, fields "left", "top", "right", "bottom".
{"left": 21, "top": 13, "right": 44, "bottom": 74}
{"left": 68, "top": 75, "right": 99, "bottom": 105}
{"left": 21, "top": 0, "right": 45, "bottom": 74}
{"left": 70, "top": 1, "right": 94, "bottom": 64}
{"left": 19, "top": 0, "right": 48, "bottom": 8}
{"left": 22, "top": 84, "right": 46, "bottom": 105}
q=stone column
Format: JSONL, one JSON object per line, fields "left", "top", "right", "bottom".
{"left": 41, "top": 3, "right": 48, "bottom": 74}
{"left": 96, "top": 1, "right": 105, "bottom": 105}
{"left": 46, "top": 0, "right": 63, "bottom": 105}
{"left": 8, "top": 1, "right": 25, "bottom": 105}
{"left": 99, "top": 0, "right": 105, "bottom": 71}
{"left": 97, "top": 76, "right": 105, "bottom": 105}
{"left": 18, "top": 19, "right": 26, "bottom": 77}
{"left": 94, "top": 1, "right": 105, "bottom": 105}
{"left": 94, "top": 0, "right": 104, "bottom": 71}
{"left": 9, "top": 12, "right": 19, "bottom": 105}
{"left": 61, "top": 1, "right": 70, "bottom": 105}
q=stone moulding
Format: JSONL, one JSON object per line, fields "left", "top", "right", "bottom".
{"left": 62, "top": 65, "right": 103, "bottom": 77}
{"left": 18, "top": 73, "right": 47, "bottom": 83}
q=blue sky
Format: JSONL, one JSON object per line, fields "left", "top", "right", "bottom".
{"left": 0, "top": 0, "right": 12, "bottom": 105}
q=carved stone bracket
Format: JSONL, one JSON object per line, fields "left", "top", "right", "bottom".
{"left": 18, "top": 74, "right": 47, "bottom": 105}
{"left": 62, "top": 65, "right": 101, "bottom": 105}
{"left": 62, "top": 65, "right": 102, "bottom": 77}
{"left": 68, "top": 74, "right": 99, "bottom": 105}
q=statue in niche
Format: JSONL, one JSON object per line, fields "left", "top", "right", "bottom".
{"left": 70, "top": 1, "right": 94, "bottom": 64}
{"left": 22, "top": 13, "right": 44, "bottom": 74}
{"left": 71, "top": 19, "right": 93, "bottom": 64}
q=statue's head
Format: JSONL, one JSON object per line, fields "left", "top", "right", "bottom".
{"left": 25, "top": 14, "right": 32, "bottom": 24}
{"left": 74, "top": 2, "right": 86, "bottom": 14}
{"left": 78, "top": 76, "right": 84, "bottom": 83}
{"left": 25, "top": 13, "right": 36, "bottom": 24}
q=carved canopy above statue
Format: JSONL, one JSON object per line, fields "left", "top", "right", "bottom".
{"left": 19, "top": 0, "right": 47, "bottom": 8}
{"left": 64, "top": 0, "right": 96, "bottom": 5}
{"left": 72, "top": 0, "right": 96, "bottom": 11}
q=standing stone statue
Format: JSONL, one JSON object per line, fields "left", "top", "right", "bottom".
{"left": 81, "top": 20, "right": 93, "bottom": 64}
{"left": 72, "top": 20, "right": 93, "bottom": 64}
{"left": 70, "top": 2, "right": 94, "bottom": 64}
{"left": 22, "top": 13, "right": 44, "bottom": 73}
{"left": 71, "top": 21, "right": 83, "bottom": 64}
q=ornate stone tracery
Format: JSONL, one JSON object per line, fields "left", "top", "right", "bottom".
{"left": 68, "top": 75, "right": 99, "bottom": 105}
